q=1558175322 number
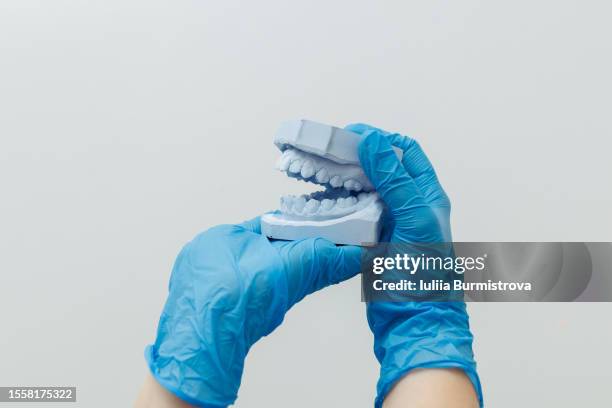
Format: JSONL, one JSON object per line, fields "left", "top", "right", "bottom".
{"left": 1, "top": 387, "right": 76, "bottom": 402}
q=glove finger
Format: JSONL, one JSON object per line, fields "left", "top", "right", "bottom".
{"left": 319, "top": 242, "right": 363, "bottom": 284}
{"left": 347, "top": 123, "right": 448, "bottom": 207}
{"left": 358, "top": 130, "right": 428, "bottom": 219}
{"left": 387, "top": 134, "right": 450, "bottom": 207}
{"left": 237, "top": 216, "right": 262, "bottom": 234}
{"left": 274, "top": 238, "right": 362, "bottom": 305}
{"left": 345, "top": 122, "right": 378, "bottom": 134}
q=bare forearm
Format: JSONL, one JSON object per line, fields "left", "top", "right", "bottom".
{"left": 135, "top": 374, "right": 195, "bottom": 408}
{"left": 383, "top": 368, "right": 479, "bottom": 408}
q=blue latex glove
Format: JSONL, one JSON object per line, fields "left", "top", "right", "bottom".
{"left": 346, "top": 123, "right": 484, "bottom": 408}
{"left": 145, "top": 219, "right": 362, "bottom": 407}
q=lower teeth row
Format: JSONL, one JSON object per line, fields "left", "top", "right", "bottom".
{"left": 280, "top": 192, "right": 375, "bottom": 216}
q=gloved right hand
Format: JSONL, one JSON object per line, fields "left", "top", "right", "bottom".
{"left": 145, "top": 216, "right": 361, "bottom": 407}
{"left": 346, "top": 123, "right": 484, "bottom": 408}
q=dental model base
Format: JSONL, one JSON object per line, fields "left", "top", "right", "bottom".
{"left": 261, "top": 119, "right": 384, "bottom": 246}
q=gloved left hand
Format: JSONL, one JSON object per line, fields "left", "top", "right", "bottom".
{"left": 145, "top": 217, "right": 362, "bottom": 407}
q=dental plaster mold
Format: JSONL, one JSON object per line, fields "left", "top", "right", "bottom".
{"left": 261, "top": 119, "right": 384, "bottom": 246}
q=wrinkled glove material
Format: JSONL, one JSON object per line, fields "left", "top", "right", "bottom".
{"left": 146, "top": 221, "right": 361, "bottom": 407}
{"left": 347, "top": 123, "right": 483, "bottom": 408}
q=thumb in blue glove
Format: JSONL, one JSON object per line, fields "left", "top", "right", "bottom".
{"left": 145, "top": 219, "right": 361, "bottom": 407}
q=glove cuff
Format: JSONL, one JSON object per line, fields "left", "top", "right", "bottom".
{"left": 145, "top": 345, "right": 237, "bottom": 407}
{"left": 369, "top": 302, "right": 484, "bottom": 408}
{"left": 374, "top": 360, "right": 483, "bottom": 408}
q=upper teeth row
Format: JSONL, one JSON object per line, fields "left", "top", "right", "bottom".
{"left": 275, "top": 148, "right": 373, "bottom": 192}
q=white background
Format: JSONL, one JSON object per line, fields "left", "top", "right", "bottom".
{"left": 1, "top": 1, "right": 611, "bottom": 407}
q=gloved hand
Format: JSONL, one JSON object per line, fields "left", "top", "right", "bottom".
{"left": 145, "top": 219, "right": 361, "bottom": 407}
{"left": 346, "top": 123, "right": 483, "bottom": 408}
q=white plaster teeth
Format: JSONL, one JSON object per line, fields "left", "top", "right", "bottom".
{"left": 278, "top": 154, "right": 292, "bottom": 171}
{"left": 337, "top": 197, "right": 356, "bottom": 208}
{"left": 276, "top": 147, "right": 380, "bottom": 220}
{"left": 315, "top": 168, "right": 329, "bottom": 183}
{"left": 320, "top": 199, "right": 334, "bottom": 211}
{"left": 304, "top": 199, "right": 320, "bottom": 214}
{"left": 280, "top": 191, "right": 380, "bottom": 219}
{"left": 343, "top": 179, "right": 363, "bottom": 191}
{"left": 330, "top": 175, "right": 343, "bottom": 188}
{"left": 301, "top": 160, "right": 315, "bottom": 178}
{"left": 276, "top": 147, "right": 374, "bottom": 191}
{"left": 293, "top": 195, "right": 306, "bottom": 212}
{"left": 289, "top": 159, "right": 303, "bottom": 174}
{"left": 280, "top": 195, "right": 292, "bottom": 212}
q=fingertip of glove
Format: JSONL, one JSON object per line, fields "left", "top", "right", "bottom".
{"left": 358, "top": 130, "right": 396, "bottom": 167}
{"left": 237, "top": 216, "right": 262, "bottom": 234}
{"left": 345, "top": 122, "right": 376, "bottom": 134}
{"left": 300, "top": 238, "right": 362, "bottom": 268}
{"left": 338, "top": 244, "right": 363, "bottom": 260}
